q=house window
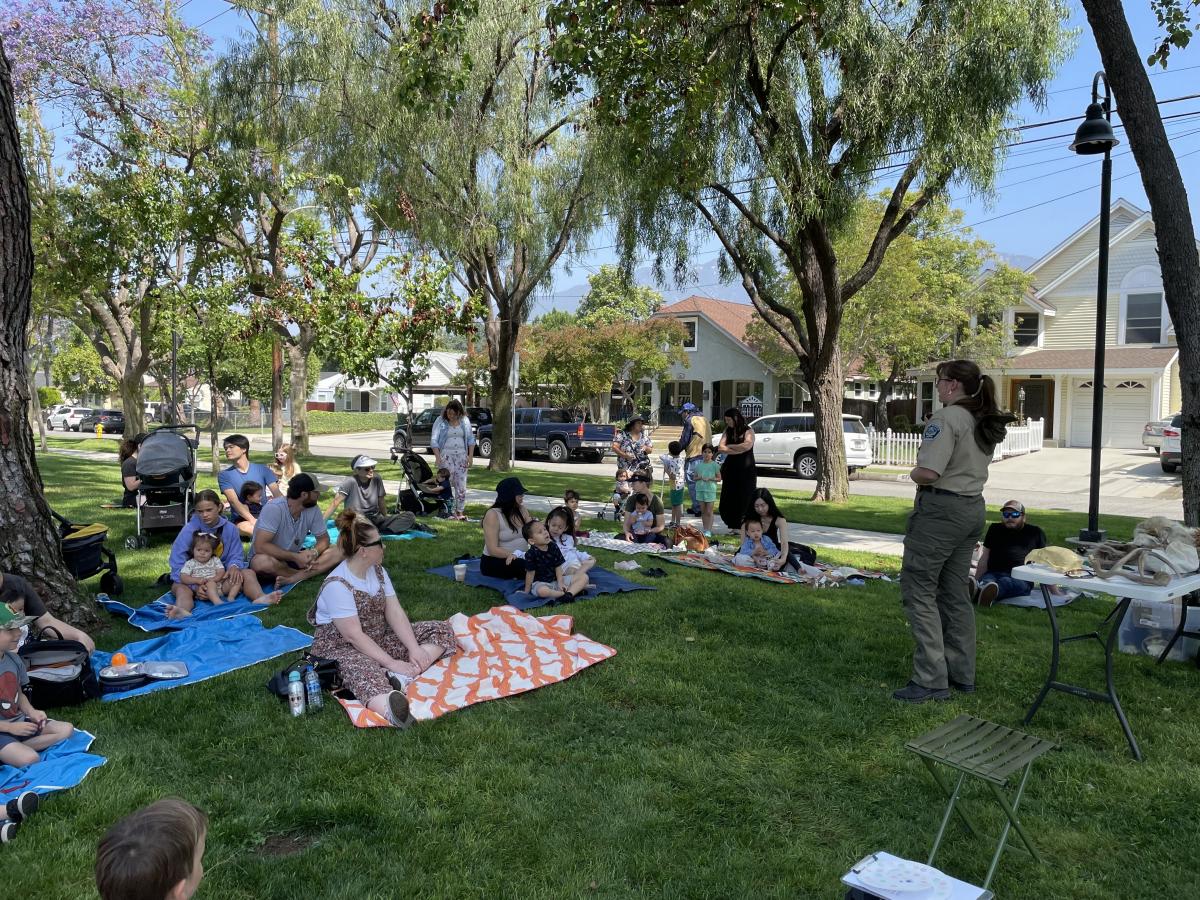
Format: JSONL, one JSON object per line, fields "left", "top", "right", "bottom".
{"left": 777, "top": 381, "right": 794, "bottom": 413}
{"left": 853, "top": 381, "right": 863, "bottom": 397}
{"left": 342, "top": 391, "right": 355, "bottom": 411}
{"left": 681, "top": 319, "right": 697, "bottom": 351}
{"left": 1014, "top": 312, "right": 1040, "bottom": 347}
{"left": 733, "top": 381, "right": 762, "bottom": 407}
{"left": 977, "top": 312, "right": 998, "bottom": 332}
{"left": 921, "top": 381, "right": 934, "bottom": 409}
{"left": 1124, "top": 292, "right": 1163, "bottom": 344}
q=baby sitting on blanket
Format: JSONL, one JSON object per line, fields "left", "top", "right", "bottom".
{"left": 733, "top": 520, "right": 779, "bottom": 571}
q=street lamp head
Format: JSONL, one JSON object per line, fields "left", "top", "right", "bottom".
{"left": 1069, "top": 102, "right": 1119, "bottom": 155}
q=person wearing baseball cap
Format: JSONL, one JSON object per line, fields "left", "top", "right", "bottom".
{"left": 678, "top": 402, "right": 711, "bottom": 515}
{"left": 972, "top": 499, "right": 1048, "bottom": 607}
{"left": 481, "top": 477, "right": 534, "bottom": 579}
{"left": 0, "top": 602, "right": 76, "bottom": 783}
{"left": 248, "top": 473, "right": 344, "bottom": 588}
{"left": 620, "top": 469, "right": 669, "bottom": 545}
{"left": 325, "top": 455, "right": 416, "bottom": 536}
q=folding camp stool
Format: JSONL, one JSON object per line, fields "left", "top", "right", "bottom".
{"left": 905, "top": 715, "right": 1057, "bottom": 890}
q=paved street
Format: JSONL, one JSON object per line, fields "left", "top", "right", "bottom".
{"left": 45, "top": 427, "right": 1183, "bottom": 519}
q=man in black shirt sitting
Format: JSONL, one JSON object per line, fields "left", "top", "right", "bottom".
{"left": 971, "top": 499, "right": 1047, "bottom": 607}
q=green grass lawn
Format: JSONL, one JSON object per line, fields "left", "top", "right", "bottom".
{"left": 11, "top": 453, "right": 1199, "bottom": 897}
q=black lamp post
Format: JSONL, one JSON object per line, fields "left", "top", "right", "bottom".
{"left": 1070, "top": 71, "right": 1120, "bottom": 543}
{"left": 1018, "top": 386, "right": 1026, "bottom": 426}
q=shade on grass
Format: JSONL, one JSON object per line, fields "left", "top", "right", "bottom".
{"left": 10, "top": 454, "right": 1196, "bottom": 898}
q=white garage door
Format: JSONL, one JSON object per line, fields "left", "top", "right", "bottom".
{"left": 1069, "top": 379, "right": 1152, "bottom": 448}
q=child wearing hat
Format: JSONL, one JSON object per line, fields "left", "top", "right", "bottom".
{"left": 0, "top": 602, "right": 75, "bottom": 807}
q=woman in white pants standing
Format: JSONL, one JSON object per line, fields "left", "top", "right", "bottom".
{"left": 432, "top": 400, "right": 475, "bottom": 520}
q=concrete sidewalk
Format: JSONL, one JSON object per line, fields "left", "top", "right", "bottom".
{"left": 47, "top": 446, "right": 907, "bottom": 557}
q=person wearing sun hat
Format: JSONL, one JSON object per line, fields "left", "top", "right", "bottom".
{"left": 972, "top": 499, "right": 1048, "bottom": 607}
{"left": 481, "top": 477, "right": 534, "bottom": 579}
{"left": 325, "top": 454, "right": 416, "bottom": 535}
{"left": 0, "top": 602, "right": 76, "bottom": 797}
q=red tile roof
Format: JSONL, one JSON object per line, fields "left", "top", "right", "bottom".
{"left": 656, "top": 296, "right": 755, "bottom": 345}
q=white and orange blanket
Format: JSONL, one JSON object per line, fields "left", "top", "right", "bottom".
{"left": 334, "top": 605, "right": 616, "bottom": 727}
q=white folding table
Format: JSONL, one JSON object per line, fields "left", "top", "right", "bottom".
{"left": 1012, "top": 563, "right": 1200, "bottom": 761}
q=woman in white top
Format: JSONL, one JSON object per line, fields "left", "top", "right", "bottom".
{"left": 431, "top": 400, "right": 475, "bottom": 520}
{"left": 480, "top": 477, "right": 533, "bottom": 579}
{"left": 308, "top": 510, "right": 459, "bottom": 727}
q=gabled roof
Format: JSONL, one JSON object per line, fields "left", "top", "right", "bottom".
{"left": 655, "top": 295, "right": 756, "bottom": 348}
{"left": 1024, "top": 198, "right": 1148, "bottom": 276}
{"left": 1035, "top": 212, "right": 1155, "bottom": 299}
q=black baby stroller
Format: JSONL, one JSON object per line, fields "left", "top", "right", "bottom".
{"left": 396, "top": 450, "right": 445, "bottom": 516}
{"left": 52, "top": 509, "right": 123, "bottom": 595}
{"left": 128, "top": 424, "right": 199, "bottom": 548}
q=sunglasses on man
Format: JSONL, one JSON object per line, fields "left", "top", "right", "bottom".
{"left": 1001, "top": 509, "right": 1024, "bottom": 520}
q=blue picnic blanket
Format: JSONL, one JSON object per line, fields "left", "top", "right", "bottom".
{"left": 98, "top": 583, "right": 296, "bottom": 632}
{"left": 319, "top": 521, "right": 436, "bottom": 545}
{"left": 426, "top": 558, "right": 653, "bottom": 610}
{"left": 0, "top": 730, "right": 105, "bottom": 800}
{"left": 91, "top": 616, "right": 312, "bottom": 702}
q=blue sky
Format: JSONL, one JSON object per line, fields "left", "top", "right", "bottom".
{"left": 180, "top": 1, "right": 1200, "bottom": 312}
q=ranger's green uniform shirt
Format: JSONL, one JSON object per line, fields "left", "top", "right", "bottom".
{"left": 915, "top": 405, "right": 991, "bottom": 496}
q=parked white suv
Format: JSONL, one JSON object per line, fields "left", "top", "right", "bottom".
{"left": 48, "top": 407, "right": 93, "bottom": 431}
{"left": 727, "top": 412, "right": 873, "bottom": 479}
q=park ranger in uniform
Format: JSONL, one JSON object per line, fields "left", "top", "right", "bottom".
{"left": 895, "top": 359, "right": 1014, "bottom": 703}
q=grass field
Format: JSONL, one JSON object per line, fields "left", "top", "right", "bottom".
{"left": 13, "top": 453, "right": 1198, "bottom": 898}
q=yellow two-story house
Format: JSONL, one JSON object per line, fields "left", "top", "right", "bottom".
{"left": 915, "top": 198, "right": 1187, "bottom": 448}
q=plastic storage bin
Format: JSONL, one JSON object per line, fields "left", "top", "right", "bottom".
{"left": 1118, "top": 598, "right": 1200, "bottom": 663}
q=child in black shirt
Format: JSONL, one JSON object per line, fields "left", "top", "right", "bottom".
{"left": 522, "top": 520, "right": 592, "bottom": 603}
{"left": 239, "top": 481, "right": 264, "bottom": 519}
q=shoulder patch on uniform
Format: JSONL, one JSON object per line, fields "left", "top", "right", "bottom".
{"left": 923, "top": 423, "right": 942, "bottom": 440}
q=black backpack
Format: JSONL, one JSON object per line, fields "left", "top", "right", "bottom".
{"left": 18, "top": 626, "right": 101, "bottom": 707}
{"left": 266, "top": 654, "right": 341, "bottom": 700}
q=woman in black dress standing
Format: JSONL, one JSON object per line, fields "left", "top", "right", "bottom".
{"left": 717, "top": 408, "right": 756, "bottom": 530}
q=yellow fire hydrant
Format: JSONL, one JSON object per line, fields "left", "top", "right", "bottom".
{"left": 95, "top": 422, "right": 104, "bottom": 438}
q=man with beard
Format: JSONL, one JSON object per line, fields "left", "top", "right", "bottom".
{"left": 248, "top": 474, "right": 344, "bottom": 588}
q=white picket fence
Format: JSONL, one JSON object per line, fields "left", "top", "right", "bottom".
{"left": 867, "top": 418, "right": 1045, "bottom": 468}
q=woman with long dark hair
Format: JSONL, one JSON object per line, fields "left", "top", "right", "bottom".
{"left": 740, "top": 488, "right": 792, "bottom": 572}
{"left": 895, "top": 359, "right": 1014, "bottom": 704}
{"left": 717, "top": 408, "right": 757, "bottom": 530}
{"left": 480, "top": 477, "right": 534, "bottom": 579}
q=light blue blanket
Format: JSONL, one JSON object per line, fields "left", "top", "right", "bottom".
{"left": 92, "top": 616, "right": 312, "bottom": 702}
{"left": 98, "top": 583, "right": 295, "bottom": 633}
{"left": 0, "top": 730, "right": 105, "bottom": 800}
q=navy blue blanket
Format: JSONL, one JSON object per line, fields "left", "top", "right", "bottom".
{"left": 426, "top": 558, "right": 652, "bottom": 610}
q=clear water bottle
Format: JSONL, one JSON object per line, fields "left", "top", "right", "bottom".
{"left": 303, "top": 665, "right": 323, "bottom": 711}
{"left": 287, "top": 670, "right": 306, "bottom": 717}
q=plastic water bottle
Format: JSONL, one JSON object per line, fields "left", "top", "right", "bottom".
{"left": 287, "top": 670, "right": 306, "bottom": 717}
{"left": 303, "top": 665, "right": 323, "bottom": 711}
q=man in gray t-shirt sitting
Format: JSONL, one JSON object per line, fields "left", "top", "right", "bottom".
{"left": 323, "top": 454, "right": 416, "bottom": 534}
{"left": 248, "top": 474, "right": 343, "bottom": 588}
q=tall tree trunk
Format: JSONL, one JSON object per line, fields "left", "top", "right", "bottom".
{"left": 486, "top": 309, "right": 517, "bottom": 471}
{"left": 0, "top": 42, "right": 94, "bottom": 626}
{"left": 27, "top": 351, "right": 47, "bottom": 451}
{"left": 806, "top": 345, "right": 849, "bottom": 503}
{"left": 287, "top": 341, "right": 310, "bottom": 455}
{"left": 875, "top": 360, "right": 901, "bottom": 430}
{"left": 271, "top": 334, "right": 284, "bottom": 451}
{"left": 1080, "top": 0, "right": 1200, "bottom": 526}
{"left": 118, "top": 370, "right": 145, "bottom": 438}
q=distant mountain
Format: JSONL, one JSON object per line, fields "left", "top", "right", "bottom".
{"left": 546, "top": 256, "right": 750, "bottom": 313}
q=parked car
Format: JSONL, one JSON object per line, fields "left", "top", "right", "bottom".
{"left": 1142, "top": 414, "right": 1178, "bottom": 455}
{"left": 390, "top": 406, "right": 492, "bottom": 459}
{"left": 78, "top": 409, "right": 126, "bottom": 433}
{"left": 716, "top": 412, "right": 873, "bottom": 479}
{"left": 1160, "top": 413, "right": 1182, "bottom": 473}
{"left": 47, "top": 406, "right": 94, "bottom": 431}
{"left": 476, "top": 408, "right": 615, "bottom": 463}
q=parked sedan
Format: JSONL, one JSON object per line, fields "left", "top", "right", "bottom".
{"left": 47, "top": 406, "right": 93, "bottom": 431}
{"left": 1161, "top": 414, "right": 1182, "bottom": 473}
{"left": 1142, "top": 414, "right": 1177, "bottom": 454}
{"left": 78, "top": 409, "right": 126, "bottom": 433}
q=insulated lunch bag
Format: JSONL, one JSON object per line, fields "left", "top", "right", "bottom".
{"left": 18, "top": 627, "right": 101, "bottom": 707}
